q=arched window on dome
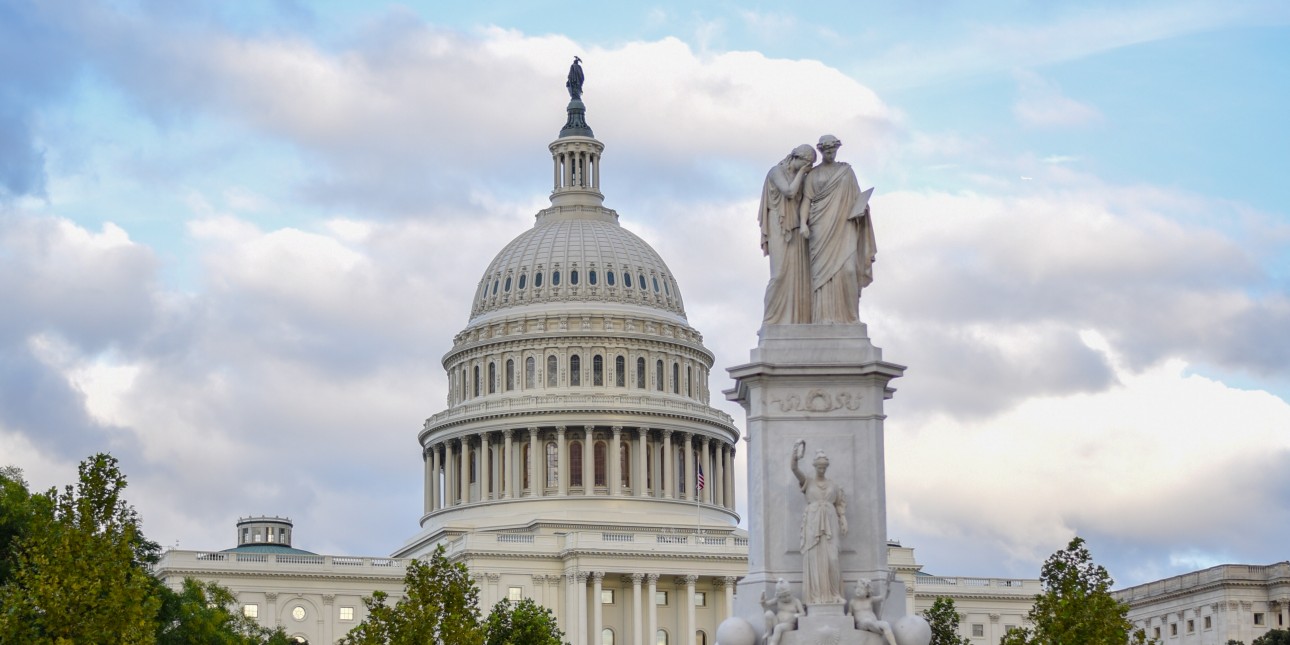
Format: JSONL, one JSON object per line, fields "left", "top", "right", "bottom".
{"left": 636, "top": 358, "right": 646, "bottom": 389}
{"left": 569, "top": 441, "right": 583, "bottom": 487}
{"left": 676, "top": 448, "right": 686, "bottom": 493}
{"left": 639, "top": 274, "right": 647, "bottom": 290}
{"left": 606, "top": 271, "right": 615, "bottom": 286}
{"left": 646, "top": 443, "right": 654, "bottom": 491}
{"left": 620, "top": 442, "right": 631, "bottom": 490}
{"left": 655, "top": 360, "right": 664, "bottom": 391}
{"left": 686, "top": 366, "right": 693, "bottom": 398}
{"left": 525, "top": 357, "right": 536, "bottom": 389}
{"left": 571, "top": 270, "right": 580, "bottom": 285}
{"left": 459, "top": 369, "right": 467, "bottom": 402}
{"left": 504, "top": 276, "right": 512, "bottom": 292}
{"left": 492, "top": 279, "right": 499, "bottom": 295}
{"left": 505, "top": 359, "right": 515, "bottom": 391}
{"left": 547, "top": 356, "right": 558, "bottom": 387}
{"left": 535, "top": 272, "right": 544, "bottom": 288}
{"left": 672, "top": 362, "right": 680, "bottom": 394}
{"left": 469, "top": 448, "right": 477, "bottom": 484}
{"left": 521, "top": 443, "right": 530, "bottom": 491}
{"left": 664, "top": 279, "right": 671, "bottom": 296}
{"left": 624, "top": 272, "right": 632, "bottom": 288}
{"left": 696, "top": 630, "right": 706, "bottom": 645}
{"left": 474, "top": 365, "right": 481, "bottom": 397}
{"left": 552, "top": 270, "right": 561, "bottom": 286}
{"left": 653, "top": 276, "right": 660, "bottom": 293}
{"left": 545, "top": 442, "right": 558, "bottom": 488}
{"left": 593, "top": 355, "right": 604, "bottom": 386}
{"left": 615, "top": 356, "right": 625, "bottom": 387}
{"left": 594, "top": 441, "right": 607, "bottom": 487}
{"left": 488, "top": 363, "right": 497, "bottom": 394}
{"left": 518, "top": 273, "right": 527, "bottom": 290}
{"left": 570, "top": 355, "right": 581, "bottom": 386}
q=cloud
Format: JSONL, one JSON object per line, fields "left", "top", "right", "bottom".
{"left": 1013, "top": 70, "right": 1101, "bottom": 128}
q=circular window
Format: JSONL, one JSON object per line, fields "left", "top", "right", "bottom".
{"left": 606, "top": 271, "right": 615, "bottom": 286}
{"left": 292, "top": 606, "right": 306, "bottom": 621}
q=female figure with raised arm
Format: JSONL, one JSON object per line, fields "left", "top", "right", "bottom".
{"left": 759, "top": 145, "right": 816, "bottom": 326}
{"left": 791, "top": 439, "right": 847, "bottom": 604}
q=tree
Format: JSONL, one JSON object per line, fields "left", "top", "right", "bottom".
{"left": 0, "top": 454, "right": 162, "bottom": 644}
{"left": 999, "top": 537, "right": 1156, "bottom": 645}
{"left": 340, "top": 545, "right": 485, "bottom": 645}
{"left": 922, "top": 596, "right": 970, "bottom": 645}
{"left": 155, "top": 578, "right": 294, "bottom": 645}
{"left": 484, "top": 598, "right": 565, "bottom": 645}
{"left": 1254, "top": 630, "right": 1290, "bottom": 645}
{"left": 0, "top": 466, "right": 50, "bottom": 588}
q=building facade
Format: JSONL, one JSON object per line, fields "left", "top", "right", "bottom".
{"left": 1116, "top": 562, "right": 1290, "bottom": 644}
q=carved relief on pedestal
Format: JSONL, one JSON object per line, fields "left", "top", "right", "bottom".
{"left": 770, "top": 389, "right": 863, "bottom": 413}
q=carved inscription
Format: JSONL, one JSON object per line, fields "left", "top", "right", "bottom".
{"left": 770, "top": 389, "right": 862, "bottom": 413}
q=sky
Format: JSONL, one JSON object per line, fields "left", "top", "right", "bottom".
{"left": 2, "top": 0, "right": 1289, "bottom": 589}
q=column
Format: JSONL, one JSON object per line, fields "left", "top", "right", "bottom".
{"left": 458, "top": 438, "right": 469, "bottom": 504}
{"left": 480, "top": 432, "right": 491, "bottom": 501}
{"left": 503, "top": 429, "right": 514, "bottom": 499}
{"left": 699, "top": 436, "right": 711, "bottom": 504}
{"left": 445, "top": 442, "right": 456, "bottom": 505}
{"left": 430, "top": 445, "right": 441, "bottom": 511}
{"left": 724, "top": 446, "right": 735, "bottom": 509}
{"left": 647, "top": 574, "right": 659, "bottom": 645}
{"left": 631, "top": 574, "right": 644, "bottom": 645}
{"left": 610, "top": 426, "right": 622, "bottom": 496}
{"left": 662, "top": 430, "right": 674, "bottom": 499}
{"left": 528, "top": 427, "right": 539, "bottom": 497}
{"left": 724, "top": 576, "right": 739, "bottom": 620}
{"left": 582, "top": 426, "right": 594, "bottom": 496}
{"left": 683, "top": 575, "right": 698, "bottom": 645}
{"left": 557, "top": 426, "right": 568, "bottom": 496}
{"left": 713, "top": 444, "right": 724, "bottom": 511}
{"left": 592, "top": 572, "right": 604, "bottom": 645}
{"left": 423, "top": 447, "right": 432, "bottom": 514}
{"left": 682, "top": 433, "right": 694, "bottom": 501}
{"left": 636, "top": 427, "right": 648, "bottom": 497}
{"left": 577, "top": 572, "right": 589, "bottom": 645}
{"left": 565, "top": 573, "right": 578, "bottom": 644}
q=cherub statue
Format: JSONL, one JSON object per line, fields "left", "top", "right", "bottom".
{"left": 847, "top": 578, "right": 897, "bottom": 645}
{"left": 760, "top": 578, "right": 804, "bottom": 645}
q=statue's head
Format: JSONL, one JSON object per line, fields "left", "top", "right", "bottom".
{"left": 775, "top": 578, "right": 792, "bottom": 598}
{"left": 817, "top": 134, "right": 842, "bottom": 151}
{"left": 855, "top": 579, "right": 872, "bottom": 598}
{"left": 782, "top": 144, "right": 816, "bottom": 170}
{"left": 812, "top": 450, "right": 829, "bottom": 473}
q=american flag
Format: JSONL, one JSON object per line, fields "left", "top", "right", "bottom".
{"left": 696, "top": 465, "right": 705, "bottom": 491}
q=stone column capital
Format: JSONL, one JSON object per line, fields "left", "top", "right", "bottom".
{"left": 611, "top": 425, "right": 622, "bottom": 435}
{"left": 646, "top": 573, "right": 660, "bottom": 584}
{"left": 630, "top": 573, "right": 645, "bottom": 584}
{"left": 527, "top": 426, "right": 539, "bottom": 436}
{"left": 556, "top": 425, "right": 566, "bottom": 436}
{"left": 502, "top": 428, "right": 514, "bottom": 439}
{"left": 591, "top": 571, "right": 605, "bottom": 583}
{"left": 680, "top": 574, "right": 698, "bottom": 585}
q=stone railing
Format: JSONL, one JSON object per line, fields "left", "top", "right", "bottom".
{"left": 156, "top": 550, "right": 408, "bottom": 575}
{"left": 915, "top": 576, "right": 1040, "bottom": 594}
{"left": 426, "top": 393, "right": 736, "bottom": 427}
{"left": 1114, "top": 562, "right": 1290, "bottom": 602}
{"left": 438, "top": 531, "right": 748, "bottom": 558}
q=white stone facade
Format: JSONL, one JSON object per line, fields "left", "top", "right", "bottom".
{"left": 1115, "top": 562, "right": 1290, "bottom": 644}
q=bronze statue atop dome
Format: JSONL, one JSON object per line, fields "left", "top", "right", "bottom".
{"left": 566, "top": 56, "right": 584, "bottom": 100}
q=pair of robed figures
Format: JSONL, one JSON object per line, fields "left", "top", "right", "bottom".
{"left": 759, "top": 136, "right": 875, "bottom": 326}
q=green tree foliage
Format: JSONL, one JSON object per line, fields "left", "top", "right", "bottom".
{"left": 484, "top": 598, "right": 565, "bottom": 645}
{"left": 155, "top": 578, "right": 294, "bottom": 645}
{"left": 0, "top": 454, "right": 162, "bottom": 644}
{"left": 999, "top": 537, "right": 1156, "bottom": 645}
{"left": 1254, "top": 630, "right": 1290, "bottom": 645}
{"left": 922, "top": 596, "right": 970, "bottom": 645}
{"left": 0, "top": 466, "right": 50, "bottom": 587}
{"left": 340, "top": 545, "right": 485, "bottom": 645}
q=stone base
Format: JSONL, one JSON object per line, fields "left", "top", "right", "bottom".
{"left": 782, "top": 615, "right": 886, "bottom": 645}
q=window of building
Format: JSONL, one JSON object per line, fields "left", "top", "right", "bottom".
{"left": 339, "top": 606, "right": 354, "bottom": 621}
{"left": 570, "top": 355, "right": 581, "bottom": 386}
{"left": 636, "top": 358, "right": 646, "bottom": 389}
{"left": 656, "top": 591, "right": 669, "bottom": 605}
{"left": 593, "top": 355, "right": 604, "bottom": 386}
{"left": 1255, "top": 613, "right": 1266, "bottom": 626}
{"left": 656, "top": 630, "right": 668, "bottom": 645}
{"left": 509, "top": 587, "right": 523, "bottom": 602}
{"left": 243, "top": 604, "right": 258, "bottom": 619}
{"left": 535, "top": 272, "right": 543, "bottom": 287}
{"left": 655, "top": 360, "right": 664, "bottom": 391}
{"left": 601, "top": 628, "right": 614, "bottom": 645}
{"left": 267, "top": 531, "right": 275, "bottom": 543}
{"left": 571, "top": 270, "right": 580, "bottom": 285}
{"left": 1204, "top": 616, "right": 1212, "bottom": 630}
{"left": 620, "top": 442, "right": 631, "bottom": 488}
{"left": 506, "top": 359, "right": 515, "bottom": 391}
{"left": 546, "top": 442, "right": 559, "bottom": 487}
{"left": 552, "top": 270, "right": 561, "bottom": 286}
{"left": 694, "top": 592, "right": 706, "bottom": 607}
{"left": 672, "top": 362, "right": 680, "bottom": 394}
{"left": 589, "top": 270, "right": 597, "bottom": 285}
{"left": 492, "top": 279, "right": 498, "bottom": 295}
{"left": 639, "top": 274, "right": 647, "bottom": 290}
{"left": 1170, "top": 623, "right": 1177, "bottom": 636}
{"left": 547, "top": 356, "right": 558, "bottom": 387}
{"left": 594, "top": 441, "right": 607, "bottom": 487}
{"left": 1153, "top": 627, "right": 1160, "bottom": 639}
{"left": 522, "top": 444, "right": 531, "bottom": 489}
{"left": 615, "top": 356, "right": 625, "bottom": 387}
{"left": 469, "top": 449, "right": 477, "bottom": 483}
{"left": 474, "top": 365, "right": 481, "bottom": 396}
{"left": 686, "top": 366, "right": 693, "bottom": 397}
{"left": 664, "top": 279, "right": 671, "bottom": 296}
{"left": 525, "top": 357, "right": 536, "bottom": 389}
{"left": 291, "top": 606, "right": 306, "bottom": 621}
{"left": 601, "top": 589, "right": 614, "bottom": 604}
{"left": 624, "top": 272, "right": 632, "bottom": 288}
{"left": 695, "top": 631, "right": 706, "bottom": 645}
{"left": 607, "top": 271, "right": 615, "bottom": 286}
{"left": 504, "top": 276, "right": 511, "bottom": 292}
{"left": 1186, "top": 620, "right": 1194, "bottom": 633}
{"left": 653, "top": 276, "right": 660, "bottom": 292}
{"left": 972, "top": 624, "right": 984, "bottom": 637}
{"left": 570, "top": 441, "right": 583, "bottom": 487}
{"left": 518, "top": 273, "right": 526, "bottom": 290}
{"left": 488, "top": 363, "right": 496, "bottom": 394}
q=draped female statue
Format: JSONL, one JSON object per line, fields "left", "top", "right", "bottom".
{"left": 802, "top": 135, "right": 875, "bottom": 324}
{"left": 791, "top": 440, "right": 847, "bottom": 604}
{"left": 758, "top": 144, "right": 816, "bottom": 325}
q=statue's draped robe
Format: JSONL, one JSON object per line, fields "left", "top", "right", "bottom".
{"left": 759, "top": 166, "right": 812, "bottom": 325}
{"left": 803, "top": 162, "right": 876, "bottom": 324}
{"left": 799, "top": 477, "right": 846, "bottom": 604}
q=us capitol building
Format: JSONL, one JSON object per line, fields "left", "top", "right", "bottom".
{"left": 152, "top": 73, "right": 1283, "bottom": 645}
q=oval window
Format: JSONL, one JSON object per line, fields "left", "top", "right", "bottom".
{"left": 571, "top": 270, "right": 580, "bottom": 285}
{"left": 652, "top": 277, "right": 660, "bottom": 293}
{"left": 663, "top": 279, "right": 670, "bottom": 296}
{"left": 606, "top": 271, "right": 616, "bottom": 286}
{"left": 518, "top": 274, "right": 527, "bottom": 290}
{"left": 589, "top": 270, "right": 598, "bottom": 285}
{"left": 638, "top": 274, "right": 647, "bottom": 290}
{"left": 553, "top": 271, "right": 561, "bottom": 286}
{"left": 624, "top": 273, "right": 632, "bottom": 288}
{"left": 535, "top": 272, "right": 544, "bottom": 287}
{"left": 504, "top": 276, "right": 512, "bottom": 292}
{"left": 492, "top": 280, "right": 499, "bottom": 295}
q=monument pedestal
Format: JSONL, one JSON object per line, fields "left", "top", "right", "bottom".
{"left": 725, "top": 324, "right": 906, "bottom": 638}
